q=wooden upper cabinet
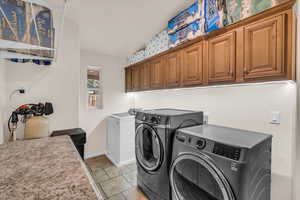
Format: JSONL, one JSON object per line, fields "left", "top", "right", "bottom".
{"left": 182, "top": 42, "right": 203, "bottom": 86}
{"left": 208, "top": 31, "right": 236, "bottom": 83}
{"left": 131, "top": 65, "right": 140, "bottom": 91}
{"left": 166, "top": 51, "right": 181, "bottom": 88}
{"left": 150, "top": 57, "right": 165, "bottom": 89}
{"left": 124, "top": 7, "right": 295, "bottom": 92}
{"left": 140, "top": 63, "right": 151, "bottom": 90}
{"left": 244, "top": 15, "right": 284, "bottom": 79}
{"left": 125, "top": 67, "right": 132, "bottom": 92}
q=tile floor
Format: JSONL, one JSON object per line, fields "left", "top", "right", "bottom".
{"left": 85, "top": 156, "right": 149, "bottom": 200}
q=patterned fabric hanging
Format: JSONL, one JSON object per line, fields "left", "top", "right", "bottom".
{"left": 0, "top": 0, "right": 55, "bottom": 63}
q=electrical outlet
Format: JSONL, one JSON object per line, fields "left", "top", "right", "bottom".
{"left": 18, "top": 89, "right": 25, "bottom": 94}
{"left": 271, "top": 111, "right": 280, "bottom": 125}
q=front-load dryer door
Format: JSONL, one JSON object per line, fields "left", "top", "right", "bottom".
{"left": 135, "top": 123, "right": 164, "bottom": 172}
{"left": 170, "top": 153, "right": 235, "bottom": 200}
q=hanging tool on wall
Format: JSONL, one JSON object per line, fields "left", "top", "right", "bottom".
{"left": 8, "top": 102, "right": 53, "bottom": 141}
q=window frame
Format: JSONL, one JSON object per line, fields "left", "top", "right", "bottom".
{"left": 86, "top": 66, "right": 103, "bottom": 110}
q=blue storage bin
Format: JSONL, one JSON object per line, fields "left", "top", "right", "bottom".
{"left": 169, "top": 20, "right": 204, "bottom": 48}
{"left": 204, "top": 0, "right": 228, "bottom": 33}
{"left": 168, "top": 2, "right": 203, "bottom": 34}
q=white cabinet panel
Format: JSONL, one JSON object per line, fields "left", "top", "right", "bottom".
{"left": 107, "top": 114, "right": 135, "bottom": 167}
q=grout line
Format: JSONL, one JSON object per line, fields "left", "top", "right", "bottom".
{"left": 120, "top": 193, "right": 128, "bottom": 200}
{"left": 85, "top": 156, "right": 143, "bottom": 200}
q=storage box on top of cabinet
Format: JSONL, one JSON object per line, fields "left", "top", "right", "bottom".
{"left": 169, "top": 20, "right": 204, "bottom": 48}
{"left": 145, "top": 30, "right": 169, "bottom": 58}
{"left": 127, "top": 49, "right": 145, "bottom": 65}
{"left": 204, "top": 0, "right": 228, "bottom": 33}
{"left": 168, "top": 1, "right": 204, "bottom": 34}
{"left": 168, "top": 0, "right": 229, "bottom": 48}
{"left": 226, "top": 0, "right": 289, "bottom": 24}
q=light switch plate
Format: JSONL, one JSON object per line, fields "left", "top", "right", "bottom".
{"left": 271, "top": 111, "right": 280, "bottom": 124}
{"left": 204, "top": 112, "right": 209, "bottom": 124}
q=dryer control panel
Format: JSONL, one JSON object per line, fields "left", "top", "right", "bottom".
{"left": 136, "top": 112, "right": 169, "bottom": 125}
{"left": 213, "top": 143, "right": 241, "bottom": 161}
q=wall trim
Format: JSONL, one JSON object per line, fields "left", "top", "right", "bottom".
{"left": 84, "top": 151, "right": 105, "bottom": 160}
{"left": 105, "top": 151, "right": 135, "bottom": 167}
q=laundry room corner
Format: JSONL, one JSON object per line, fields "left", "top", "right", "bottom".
{"left": 79, "top": 50, "right": 134, "bottom": 159}
{"left": 0, "top": 1, "right": 299, "bottom": 200}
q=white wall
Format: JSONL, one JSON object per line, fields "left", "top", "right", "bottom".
{"left": 133, "top": 82, "right": 297, "bottom": 200}
{"left": 0, "top": 59, "right": 6, "bottom": 144}
{"left": 79, "top": 51, "right": 133, "bottom": 158}
{"left": 294, "top": 1, "right": 300, "bottom": 200}
{"left": 3, "top": 18, "right": 80, "bottom": 140}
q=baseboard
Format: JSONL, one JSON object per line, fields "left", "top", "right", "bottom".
{"left": 105, "top": 152, "right": 119, "bottom": 166}
{"left": 105, "top": 151, "right": 135, "bottom": 167}
{"left": 84, "top": 151, "right": 105, "bottom": 160}
{"left": 119, "top": 159, "right": 136, "bottom": 167}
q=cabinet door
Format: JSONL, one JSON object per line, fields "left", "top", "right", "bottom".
{"left": 182, "top": 42, "right": 203, "bottom": 86}
{"left": 132, "top": 65, "right": 140, "bottom": 91}
{"left": 166, "top": 51, "right": 181, "bottom": 88}
{"left": 125, "top": 67, "right": 132, "bottom": 92}
{"left": 150, "top": 57, "right": 165, "bottom": 89}
{"left": 107, "top": 117, "right": 120, "bottom": 163}
{"left": 140, "top": 63, "right": 151, "bottom": 90}
{"left": 208, "top": 31, "right": 235, "bottom": 83}
{"left": 244, "top": 16, "right": 284, "bottom": 79}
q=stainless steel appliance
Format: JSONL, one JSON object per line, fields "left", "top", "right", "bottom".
{"left": 170, "top": 124, "right": 272, "bottom": 200}
{"left": 135, "top": 109, "right": 203, "bottom": 200}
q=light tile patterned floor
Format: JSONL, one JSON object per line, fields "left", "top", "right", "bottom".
{"left": 85, "top": 156, "right": 148, "bottom": 200}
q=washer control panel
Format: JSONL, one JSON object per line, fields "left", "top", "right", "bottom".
{"left": 137, "top": 112, "right": 168, "bottom": 125}
{"left": 213, "top": 142, "right": 241, "bottom": 161}
{"left": 175, "top": 133, "right": 207, "bottom": 150}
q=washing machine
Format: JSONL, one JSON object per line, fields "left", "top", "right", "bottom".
{"left": 135, "top": 109, "right": 203, "bottom": 200}
{"left": 170, "top": 124, "right": 272, "bottom": 200}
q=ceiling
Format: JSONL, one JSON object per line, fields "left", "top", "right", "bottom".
{"left": 73, "top": 0, "right": 195, "bottom": 58}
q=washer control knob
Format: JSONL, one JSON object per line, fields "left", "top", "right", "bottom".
{"left": 142, "top": 115, "right": 147, "bottom": 121}
{"left": 151, "top": 116, "right": 159, "bottom": 124}
{"left": 196, "top": 139, "right": 206, "bottom": 150}
{"left": 157, "top": 116, "right": 161, "bottom": 123}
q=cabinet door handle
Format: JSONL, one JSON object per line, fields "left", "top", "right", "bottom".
{"left": 228, "top": 70, "right": 234, "bottom": 76}
{"left": 244, "top": 68, "right": 249, "bottom": 75}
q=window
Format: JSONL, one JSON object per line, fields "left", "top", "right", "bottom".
{"left": 87, "top": 67, "right": 103, "bottom": 109}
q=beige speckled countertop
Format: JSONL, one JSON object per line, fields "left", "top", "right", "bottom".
{"left": 0, "top": 136, "right": 102, "bottom": 200}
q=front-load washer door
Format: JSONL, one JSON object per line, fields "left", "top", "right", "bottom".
{"left": 135, "top": 123, "right": 164, "bottom": 172}
{"left": 170, "top": 153, "right": 235, "bottom": 200}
